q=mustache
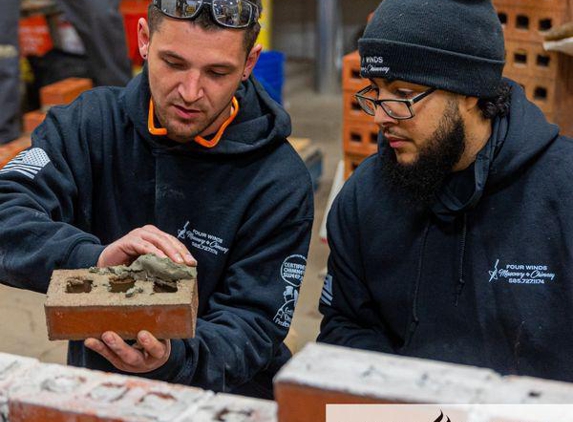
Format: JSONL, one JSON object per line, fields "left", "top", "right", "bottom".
{"left": 383, "top": 129, "right": 410, "bottom": 141}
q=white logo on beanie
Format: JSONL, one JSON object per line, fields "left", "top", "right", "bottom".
{"left": 362, "top": 56, "right": 391, "bottom": 75}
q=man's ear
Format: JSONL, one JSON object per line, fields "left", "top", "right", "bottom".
{"left": 138, "top": 18, "right": 151, "bottom": 60}
{"left": 242, "top": 44, "right": 263, "bottom": 81}
{"left": 462, "top": 95, "right": 480, "bottom": 113}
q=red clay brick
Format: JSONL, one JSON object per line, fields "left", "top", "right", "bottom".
{"left": 192, "top": 393, "right": 277, "bottom": 421}
{"left": 343, "top": 119, "right": 379, "bottom": 157}
{"left": 45, "top": 269, "right": 198, "bottom": 340}
{"left": 342, "top": 51, "right": 368, "bottom": 93}
{"left": 22, "top": 110, "right": 47, "bottom": 134}
{"left": 0, "top": 136, "right": 32, "bottom": 169}
{"left": 40, "top": 78, "right": 93, "bottom": 108}
{"left": 274, "top": 343, "right": 496, "bottom": 422}
{"left": 7, "top": 363, "right": 210, "bottom": 422}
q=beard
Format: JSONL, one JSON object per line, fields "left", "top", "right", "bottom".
{"left": 380, "top": 101, "right": 466, "bottom": 207}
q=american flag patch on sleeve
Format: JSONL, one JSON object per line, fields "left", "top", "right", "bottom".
{"left": 0, "top": 148, "right": 51, "bottom": 180}
{"left": 320, "top": 274, "right": 333, "bottom": 306}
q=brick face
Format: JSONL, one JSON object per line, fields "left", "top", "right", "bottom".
{"left": 0, "top": 352, "right": 277, "bottom": 421}
{"left": 22, "top": 110, "right": 47, "bottom": 134}
{"left": 40, "top": 78, "right": 93, "bottom": 108}
{"left": 0, "top": 136, "right": 32, "bottom": 170}
{"left": 493, "top": 0, "right": 573, "bottom": 137}
{"left": 342, "top": 51, "right": 377, "bottom": 179}
{"left": 274, "top": 343, "right": 573, "bottom": 422}
{"left": 45, "top": 269, "right": 198, "bottom": 340}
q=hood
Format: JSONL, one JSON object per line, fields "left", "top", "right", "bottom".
{"left": 121, "top": 65, "right": 291, "bottom": 155}
{"left": 430, "top": 79, "right": 560, "bottom": 221}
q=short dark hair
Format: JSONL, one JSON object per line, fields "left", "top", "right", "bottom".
{"left": 147, "top": 1, "right": 262, "bottom": 54}
{"left": 477, "top": 81, "right": 512, "bottom": 120}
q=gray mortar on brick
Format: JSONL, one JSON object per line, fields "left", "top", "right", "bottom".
{"left": 45, "top": 255, "right": 197, "bottom": 307}
{"left": 7, "top": 362, "right": 212, "bottom": 421}
{"left": 90, "top": 254, "right": 197, "bottom": 291}
{"left": 275, "top": 343, "right": 573, "bottom": 404}
{"left": 45, "top": 272, "right": 196, "bottom": 306}
{"left": 186, "top": 393, "right": 278, "bottom": 422}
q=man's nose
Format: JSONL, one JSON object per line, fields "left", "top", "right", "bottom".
{"left": 178, "top": 71, "right": 204, "bottom": 103}
{"left": 374, "top": 105, "right": 398, "bottom": 128}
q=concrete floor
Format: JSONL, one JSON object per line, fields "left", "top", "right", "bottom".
{"left": 0, "top": 59, "right": 343, "bottom": 363}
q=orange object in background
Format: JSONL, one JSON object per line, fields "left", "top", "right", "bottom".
{"left": 0, "top": 136, "right": 32, "bottom": 170}
{"left": 23, "top": 110, "right": 47, "bottom": 134}
{"left": 121, "top": 0, "right": 149, "bottom": 66}
{"left": 19, "top": 15, "right": 53, "bottom": 57}
{"left": 40, "top": 77, "right": 93, "bottom": 108}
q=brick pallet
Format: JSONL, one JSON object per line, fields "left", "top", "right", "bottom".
{"left": 342, "top": 51, "right": 377, "bottom": 179}
{"left": 0, "top": 77, "right": 92, "bottom": 170}
{"left": 493, "top": 0, "right": 573, "bottom": 136}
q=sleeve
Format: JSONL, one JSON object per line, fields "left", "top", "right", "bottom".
{"left": 317, "top": 180, "right": 395, "bottom": 353}
{"left": 145, "top": 156, "right": 315, "bottom": 392}
{"left": 0, "top": 101, "right": 105, "bottom": 293}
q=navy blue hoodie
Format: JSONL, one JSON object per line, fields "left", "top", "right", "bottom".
{"left": 0, "top": 68, "right": 314, "bottom": 395}
{"left": 318, "top": 81, "right": 573, "bottom": 382}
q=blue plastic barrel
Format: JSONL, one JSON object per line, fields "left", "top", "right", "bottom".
{"left": 253, "top": 51, "right": 285, "bottom": 105}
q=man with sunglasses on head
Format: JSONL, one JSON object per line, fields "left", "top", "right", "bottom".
{"left": 0, "top": 0, "right": 313, "bottom": 398}
{"left": 318, "top": 0, "right": 573, "bottom": 383}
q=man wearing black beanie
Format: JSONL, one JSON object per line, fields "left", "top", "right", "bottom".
{"left": 318, "top": 0, "right": 573, "bottom": 383}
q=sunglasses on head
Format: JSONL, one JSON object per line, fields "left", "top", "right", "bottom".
{"left": 152, "top": 0, "right": 260, "bottom": 29}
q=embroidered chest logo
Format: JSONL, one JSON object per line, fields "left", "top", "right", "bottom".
{"left": 273, "top": 254, "right": 307, "bottom": 328}
{"left": 177, "top": 221, "right": 229, "bottom": 256}
{"left": 488, "top": 259, "right": 556, "bottom": 285}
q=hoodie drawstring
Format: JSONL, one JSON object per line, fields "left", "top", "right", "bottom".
{"left": 455, "top": 213, "right": 468, "bottom": 306}
{"left": 405, "top": 220, "right": 431, "bottom": 348}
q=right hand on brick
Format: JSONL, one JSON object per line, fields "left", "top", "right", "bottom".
{"left": 97, "top": 225, "right": 197, "bottom": 267}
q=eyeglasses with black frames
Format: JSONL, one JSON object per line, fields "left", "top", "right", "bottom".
{"left": 153, "top": 0, "right": 260, "bottom": 29}
{"left": 355, "top": 85, "right": 436, "bottom": 120}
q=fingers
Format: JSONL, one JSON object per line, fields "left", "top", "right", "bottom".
{"left": 99, "top": 332, "right": 145, "bottom": 367}
{"left": 98, "top": 225, "right": 198, "bottom": 268}
{"left": 137, "top": 330, "right": 170, "bottom": 360}
{"left": 141, "top": 226, "right": 197, "bottom": 266}
{"left": 84, "top": 336, "right": 141, "bottom": 369}
{"left": 84, "top": 331, "right": 170, "bottom": 374}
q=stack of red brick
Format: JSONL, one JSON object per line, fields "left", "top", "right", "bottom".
{"left": 493, "top": 0, "right": 573, "bottom": 136}
{"left": 0, "top": 77, "right": 92, "bottom": 170}
{"left": 0, "top": 352, "right": 276, "bottom": 421}
{"left": 341, "top": 51, "right": 379, "bottom": 179}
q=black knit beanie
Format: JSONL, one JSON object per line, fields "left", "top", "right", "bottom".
{"left": 359, "top": 0, "right": 505, "bottom": 98}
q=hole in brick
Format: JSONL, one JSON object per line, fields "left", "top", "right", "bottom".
{"left": 215, "top": 408, "right": 254, "bottom": 421}
{"left": 350, "top": 132, "right": 361, "bottom": 143}
{"left": 351, "top": 69, "right": 360, "bottom": 79}
{"left": 537, "top": 55, "right": 551, "bottom": 67}
{"left": 539, "top": 18, "right": 552, "bottom": 31}
{"left": 534, "top": 87, "right": 548, "bottom": 100}
{"left": 351, "top": 100, "right": 361, "bottom": 111}
{"left": 516, "top": 15, "right": 529, "bottom": 30}
{"left": 514, "top": 50, "right": 527, "bottom": 65}
{"left": 498, "top": 12, "right": 507, "bottom": 25}
{"left": 88, "top": 383, "right": 129, "bottom": 403}
{"left": 370, "top": 132, "right": 378, "bottom": 144}
{"left": 137, "top": 392, "right": 177, "bottom": 409}
{"left": 109, "top": 277, "right": 136, "bottom": 293}
{"left": 42, "top": 376, "right": 86, "bottom": 393}
{"left": 529, "top": 390, "right": 542, "bottom": 398}
{"left": 153, "top": 281, "right": 178, "bottom": 293}
{"left": 66, "top": 277, "right": 93, "bottom": 294}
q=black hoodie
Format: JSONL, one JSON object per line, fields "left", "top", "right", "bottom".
{"left": 0, "top": 68, "right": 314, "bottom": 395}
{"left": 318, "top": 81, "right": 573, "bottom": 382}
